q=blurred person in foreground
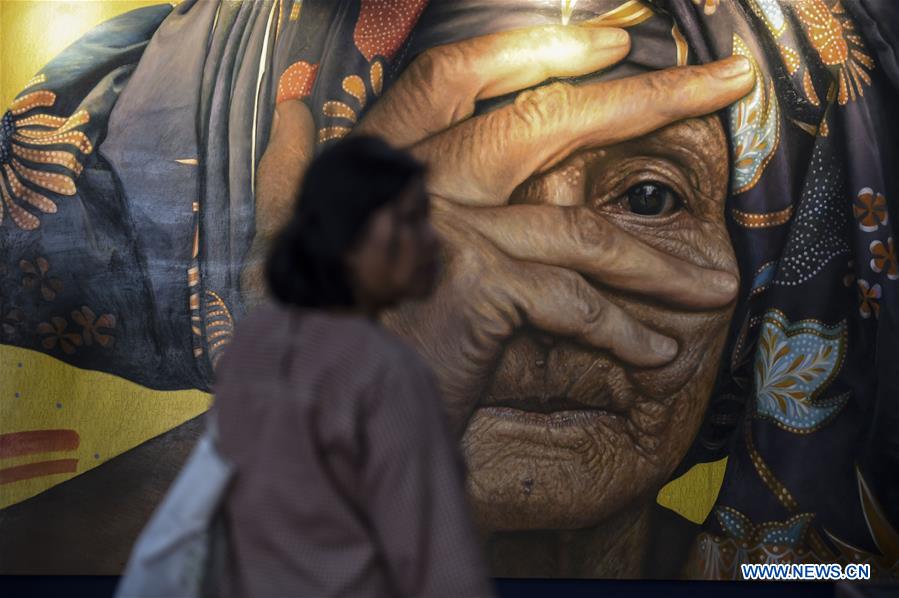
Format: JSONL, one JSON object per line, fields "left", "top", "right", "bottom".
{"left": 210, "top": 136, "right": 493, "bottom": 598}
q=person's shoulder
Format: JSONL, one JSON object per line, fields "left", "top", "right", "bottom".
{"left": 212, "top": 301, "right": 291, "bottom": 371}
{"left": 330, "top": 317, "right": 430, "bottom": 380}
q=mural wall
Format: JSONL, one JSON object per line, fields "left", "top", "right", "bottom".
{"left": 1, "top": 0, "right": 897, "bottom": 580}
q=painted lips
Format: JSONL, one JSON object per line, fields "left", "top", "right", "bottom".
{"left": 472, "top": 405, "right": 622, "bottom": 429}
{"left": 476, "top": 392, "right": 624, "bottom": 429}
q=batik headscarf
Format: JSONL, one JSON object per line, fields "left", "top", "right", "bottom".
{"left": 1, "top": 0, "right": 896, "bottom": 579}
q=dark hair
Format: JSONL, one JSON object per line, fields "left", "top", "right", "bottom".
{"left": 265, "top": 136, "right": 426, "bottom": 308}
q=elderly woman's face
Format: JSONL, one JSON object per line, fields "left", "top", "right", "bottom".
{"left": 348, "top": 19, "right": 754, "bottom": 537}
{"left": 453, "top": 116, "right": 736, "bottom": 530}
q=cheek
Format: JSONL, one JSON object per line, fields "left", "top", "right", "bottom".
{"left": 612, "top": 216, "right": 737, "bottom": 275}
{"left": 618, "top": 300, "right": 735, "bottom": 401}
{"left": 592, "top": 215, "right": 736, "bottom": 444}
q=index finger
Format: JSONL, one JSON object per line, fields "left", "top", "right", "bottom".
{"left": 418, "top": 56, "right": 755, "bottom": 206}
{"left": 355, "top": 25, "right": 631, "bottom": 147}
{"left": 437, "top": 201, "right": 739, "bottom": 310}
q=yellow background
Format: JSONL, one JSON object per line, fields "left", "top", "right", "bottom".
{"left": 0, "top": 0, "right": 726, "bottom": 523}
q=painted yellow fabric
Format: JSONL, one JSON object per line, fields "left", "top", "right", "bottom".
{"left": 657, "top": 458, "right": 727, "bottom": 524}
{"left": 0, "top": 0, "right": 722, "bottom": 524}
{"left": 0, "top": 345, "right": 211, "bottom": 508}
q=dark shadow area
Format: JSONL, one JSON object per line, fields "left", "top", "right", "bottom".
{"left": 0, "top": 416, "right": 204, "bottom": 575}
{"left": 0, "top": 576, "right": 854, "bottom": 598}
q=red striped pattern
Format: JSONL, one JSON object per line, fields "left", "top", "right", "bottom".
{"left": 0, "top": 459, "right": 78, "bottom": 485}
{"left": 0, "top": 429, "right": 80, "bottom": 458}
{"left": 0, "top": 429, "right": 80, "bottom": 484}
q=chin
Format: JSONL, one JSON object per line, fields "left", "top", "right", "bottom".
{"left": 461, "top": 307, "right": 733, "bottom": 533}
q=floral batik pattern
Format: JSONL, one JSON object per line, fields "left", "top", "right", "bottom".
{"left": 690, "top": 507, "right": 818, "bottom": 580}
{"left": 688, "top": 0, "right": 897, "bottom": 582}
{"left": 690, "top": 469, "right": 899, "bottom": 579}
{"left": 314, "top": 0, "right": 426, "bottom": 144}
{"left": 729, "top": 35, "right": 779, "bottom": 195}
{"left": 791, "top": 0, "right": 874, "bottom": 105}
{"left": 0, "top": 81, "right": 92, "bottom": 230}
{"left": 753, "top": 310, "right": 848, "bottom": 433}
{"left": 851, "top": 187, "right": 896, "bottom": 319}
{"left": 854, "top": 188, "right": 889, "bottom": 232}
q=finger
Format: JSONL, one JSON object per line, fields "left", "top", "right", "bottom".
{"left": 441, "top": 202, "right": 739, "bottom": 309}
{"left": 416, "top": 56, "right": 755, "bottom": 206}
{"left": 507, "top": 262, "right": 678, "bottom": 367}
{"left": 255, "top": 99, "right": 316, "bottom": 239}
{"left": 355, "top": 25, "right": 631, "bottom": 147}
{"left": 242, "top": 100, "right": 316, "bottom": 308}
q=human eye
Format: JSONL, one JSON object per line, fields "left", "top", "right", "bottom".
{"left": 620, "top": 181, "right": 682, "bottom": 217}
{"left": 585, "top": 154, "right": 693, "bottom": 222}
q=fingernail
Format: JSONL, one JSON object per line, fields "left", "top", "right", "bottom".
{"left": 582, "top": 25, "right": 629, "bottom": 47}
{"left": 652, "top": 335, "right": 678, "bottom": 360}
{"left": 715, "top": 56, "right": 751, "bottom": 79}
{"left": 712, "top": 272, "right": 739, "bottom": 294}
{"left": 605, "top": 29, "right": 630, "bottom": 47}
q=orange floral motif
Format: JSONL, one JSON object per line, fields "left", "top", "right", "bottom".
{"left": 37, "top": 317, "right": 82, "bottom": 354}
{"left": 853, "top": 187, "right": 888, "bottom": 232}
{"left": 869, "top": 238, "right": 897, "bottom": 280}
{"left": 71, "top": 306, "right": 116, "bottom": 347}
{"left": 343, "top": 74, "right": 366, "bottom": 105}
{"left": 353, "top": 0, "right": 427, "bottom": 61}
{"left": 20, "top": 257, "right": 63, "bottom": 301}
{"left": 370, "top": 60, "right": 384, "bottom": 96}
{"left": 1, "top": 87, "right": 91, "bottom": 230}
{"left": 857, "top": 279, "right": 881, "bottom": 319}
{"left": 793, "top": 0, "right": 874, "bottom": 105}
{"left": 276, "top": 61, "right": 319, "bottom": 105}
{"left": 317, "top": 62, "right": 386, "bottom": 144}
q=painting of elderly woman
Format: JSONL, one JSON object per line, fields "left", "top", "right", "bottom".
{"left": 0, "top": 0, "right": 897, "bottom": 581}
